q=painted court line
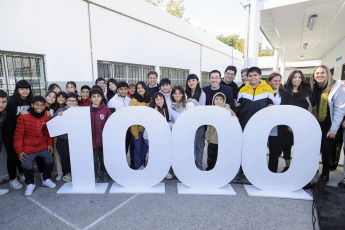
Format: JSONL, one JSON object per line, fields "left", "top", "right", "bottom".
{"left": 27, "top": 197, "right": 81, "bottom": 230}
{"left": 82, "top": 194, "right": 139, "bottom": 230}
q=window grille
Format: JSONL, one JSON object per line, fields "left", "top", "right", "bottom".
{"left": 201, "top": 71, "right": 210, "bottom": 87}
{"left": 97, "top": 61, "right": 154, "bottom": 84}
{"left": 0, "top": 52, "right": 45, "bottom": 96}
{"left": 160, "top": 67, "right": 189, "bottom": 87}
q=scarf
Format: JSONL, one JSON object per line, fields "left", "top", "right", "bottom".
{"left": 28, "top": 107, "right": 46, "bottom": 119}
{"left": 171, "top": 102, "right": 184, "bottom": 112}
{"left": 311, "top": 82, "right": 328, "bottom": 122}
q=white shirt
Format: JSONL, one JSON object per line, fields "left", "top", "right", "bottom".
{"left": 107, "top": 94, "right": 131, "bottom": 111}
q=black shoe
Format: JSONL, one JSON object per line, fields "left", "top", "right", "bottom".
{"left": 338, "top": 178, "right": 345, "bottom": 188}
{"left": 303, "top": 181, "right": 314, "bottom": 189}
{"left": 317, "top": 174, "right": 329, "bottom": 183}
{"left": 281, "top": 167, "right": 289, "bottom": 173}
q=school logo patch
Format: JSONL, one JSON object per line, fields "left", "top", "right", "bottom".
{"left": 100, "top": 114, "right": 105, "bottom": 120}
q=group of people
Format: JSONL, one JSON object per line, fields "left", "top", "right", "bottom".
{"left": 0, "top": 64, "right": 344, "bottom": 197}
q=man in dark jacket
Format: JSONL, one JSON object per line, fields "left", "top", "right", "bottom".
{"left": 0, "top": 90, "right": 9, "bottom": 195}
{"left": 202, "top": 70, "right": 234, "bottom": 108}
{"left": 221, "top": 66, "right": 238, "bottom": 99}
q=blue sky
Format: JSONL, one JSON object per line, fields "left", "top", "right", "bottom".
{"left": 183, "top": 0, "right": 247, "bottom": 38}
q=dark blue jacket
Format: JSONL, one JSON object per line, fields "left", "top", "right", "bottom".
{"left": 202, "top": 85, "right": 234, "bottom": 108}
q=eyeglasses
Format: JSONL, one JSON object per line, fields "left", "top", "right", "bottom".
{"left": 67, "top": 99, "right": 77, "bottom": 103}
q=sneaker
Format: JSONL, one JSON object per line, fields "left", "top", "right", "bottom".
{"left": 42, "top": 179, "right": 56, "bottom": 188}
{"left": 138, "top": 165, "right": 145, "bottom": 170}
{"left": 9, "top": 179, "right": 23, "bottom": 190}
{"left": 338, "top": 178, "right": 345, "bottom": 188}
{"left": 63, "top": 173, "right": 72, "bottom": 183}
{"left": 19, "top": 173, "right": 25, "bottom": 182}
{"left": 0, "top": 188, "right": 9, "bottom": 195}
{"left": 281, "top": 167, "right": 289, "bottom": 173}
{"left": 24, "top": 184, "right": 36, "bottom": 197}
{"left": 165, "top": 172, "right": 173, "bottom": 180}
{"left": 55, "top": 174, "right": 62, "bottom": 181}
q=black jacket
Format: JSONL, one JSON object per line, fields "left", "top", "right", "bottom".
{"left": 202, "top": 85, "right": 234, "bottom": 108}
{"left": 221, "top": 80, "right": 238, "bottom": 100}
{"left": 0, "top": 110, "right": 7, "bottom": 151}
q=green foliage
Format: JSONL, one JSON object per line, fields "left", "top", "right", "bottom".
{"left": 217, "top": 34, "right": 274, "bottom": 57}
{"left": 166, "top": 0, "right": 185, "bottom": 19}
{"left": 145, "top": 0, "right": 164, "bottom": 6}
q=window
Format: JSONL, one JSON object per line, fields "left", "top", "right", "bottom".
{"left": 201, "top": 71, "right": 210, "bottom": 87}
{"left": 0, "top": 52, "right": 46, "bottom": 96}
{"left": 97, "top": 61, "right": 154, "bottom": 84}
{"left": 160, "top": 67, "right": 189, "bottom": 87}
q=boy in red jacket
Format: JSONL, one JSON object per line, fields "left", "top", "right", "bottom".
{"left": 89, "top": 89, "right": 112, "bottom": 183}
{"left": 14, "top": 96, "right": 56, "bottom": 196}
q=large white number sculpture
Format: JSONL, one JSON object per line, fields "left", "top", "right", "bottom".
{"left": 103, "top": 106, "right": 171, "bottom": 194}
{"left": 172, "top": 106, "right": 242, "bottom": 195}
{"left": 47, "top": 107, "right": 109, "bottom": 194}
{"left": 242, "top": 105, "right": 321, "bottom": 200}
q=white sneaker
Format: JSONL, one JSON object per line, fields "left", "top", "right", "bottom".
{"left": 24, "top": 184, "right": 36, "bottom": 197}
{"left": 55, "top": 174, "right": 62, "bottom": 181}
{"left": 19, "top": 173, "right": 25, "bottom": 182}
{"left": 138, "top": 165, "right": 145, "bottom": 170}
{"left": 0, "top": 188, "right": 9, "bottom": 195}
{"left": 42, "top": 179, "right": 56, "bottom": 188}
{"left": 63, "top": 173, "right": 72, "bottom": 183}
{"left": 165, "top": 172, "right": 173, "bottom": 180}
{"left": 9, "top": 179, "right": 23, "bottom": 190}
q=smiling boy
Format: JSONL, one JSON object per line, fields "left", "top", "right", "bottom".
{"left": 235, "top": 66, "right": 274, "bottom": 130}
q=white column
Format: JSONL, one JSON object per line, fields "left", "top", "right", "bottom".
{"left": 248, "top": 0, "right": 263, "bottom": 67}
{"left": 273, "top": 49, "right": 279, "bottom": 72}
{"left": 243, "top": 0, "right": 250, "bottom": 68}
{"left": 280, "top": 60, "right": 286, "bottom": 82}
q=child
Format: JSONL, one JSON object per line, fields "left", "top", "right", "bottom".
{"left": 148, "top": 92, "right": 172, "bottom": 179}
{"left": 128, "top": 84, "right": 136, "bottom": 98}
{"left": 79, "top": 85, "right": 91, "bottom": 106}
{"left": 53, "top": 92, "right": 79, "bottom": 183}
{"left": 159, "top": 78, "right": 172, "bottom": 107}
{"left": 14, "top": 96, "right": 56, "bottom": 196}
{"left": 169, "top": 85, "right": 195, "bottom": 129}
{"left": 185, "top": 74, "right": 206, "bottom": 170}
{"left": 45, "top": 90, "right": 58, "bottom": 116}
{"left": 56, "top": 91, "right": 67, "bottom": 108}
{"left": 107, "top": 81, "right": 131, "bottom": 112}
{"left": 48, "top": 83, "right": 61, "bottom": 93}
{"left": 106, "top": 78, "right": 118, "bottom": 102}
{"left": 205, "top": 92, "right": 235, "bottom": 171}
{"left": 0, "top": 90, "right": 9, "bottom": 195}
{"left": 147, "top": 71, "right": 160, "bottom": 97}
{"left": 89, "top": 89, "right": 112, "bottom": 182}
{"left": 130, "top": 82, "right": 151, "bottom": 169}
{"left": 66, "top": 81, "right": 78, "bottom": 93}
{"left": 3, "top": 80, "right": 33, "bottom": 190}
{"left": 235, "top": 67, "right": 274, "bottom": 130}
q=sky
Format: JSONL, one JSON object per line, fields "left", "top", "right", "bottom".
{"left": 183, "top": 0, "right": 248, "bottom": 38}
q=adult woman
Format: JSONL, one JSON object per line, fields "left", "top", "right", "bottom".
{"left": 311, "top": 65, "right": 345, "bottom": 182}
{"left": 185, "top": 74, "right": 206, "bottom": 170}
{"left": 280, "top": 70, "right": 311, "bottom": 172}
{"left": 106, "top": 78, "right": 118, "bottom": 102}
{"left": 129, "top": 81, "right": 151, "bottom": 169}
{"left": 266, "top": 73, "right": 285, "bottom": 173}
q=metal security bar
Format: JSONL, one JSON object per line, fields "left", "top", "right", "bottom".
{"left": 201, "top": 71, "right": 210, "bottom": 87}
{"left": 160, "top": 67, "right": 189, "bottom": 87}
{"left": 97, "top": 61, "right": 154, "bottom": 84}
{"left": 0, "top": 52, "right": 46, "bottom": 96}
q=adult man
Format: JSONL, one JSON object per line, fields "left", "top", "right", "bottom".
{"left": 221, "top": 66, "right": 238, "bottom": 99}
{"left": 202, "top": 70, "right": 234, "bottom": 108}
{"left": 237, "top": 68, "right": 248, "bottom": 94}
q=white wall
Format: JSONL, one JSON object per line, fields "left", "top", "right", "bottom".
{"left": 321, "top": 37, "right": 345, "bottom": 80}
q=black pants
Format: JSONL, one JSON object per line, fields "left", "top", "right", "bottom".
{"left": 56, "top": 139, "right": 71, "bottom": 176}
{"left": 320, "top": 129, "right": 333, "bottom": 175}
{"left": 93, "top": 147, "right": 106, "bottom": 175}
{"left": 206, "top": 143, "right": 218, "bottom": 171}
{"left": 268, "top": 136, "right": 283, "bottom": 173}
{"left": 125, "top": 128, "right": 134, "bottom": 161}
{"left": 4, "top": 140, "right": 23, "bottom": 180}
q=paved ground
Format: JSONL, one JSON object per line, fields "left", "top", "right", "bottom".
{"left": 1, "top": 148, "right": 344, "bottom": 230}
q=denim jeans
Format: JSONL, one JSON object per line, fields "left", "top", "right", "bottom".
{"left": 194, "top": 126, "right": 205, "bottom": 170}
{"left": 132, "top": 132, "right": 149, "bottom": 169}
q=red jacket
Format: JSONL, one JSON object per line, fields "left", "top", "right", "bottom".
{"left": 78, "top": 98, "right": 91, "bottom": 106}
{"left": 14, "top": 113, "right": 53, "bottom": 154}
{"left": 90, "top": 102, "right": 112, "bottom": 148}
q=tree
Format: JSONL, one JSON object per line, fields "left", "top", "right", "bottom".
{"left": 217, "top": 34, "right": 274, "bottom": 57}
{"left": 145, "top": 0, "right": 164, "bottom": 7}
{"left": 166, "top": 0, "right": 185, "bottom": 19}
